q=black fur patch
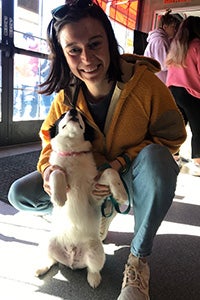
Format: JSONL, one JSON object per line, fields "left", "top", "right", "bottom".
{"left": 49, "top": 113, "right": 66, "bottom": 139}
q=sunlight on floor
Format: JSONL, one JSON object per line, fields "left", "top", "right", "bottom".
{"left": 52, "top": 270, "right": 70, "bottom": 282}
{"left": 156, "top": 220, "right": 200, "bottom": 236}
{"left": 108, "top": 204, "right": 200, "bottom": 238}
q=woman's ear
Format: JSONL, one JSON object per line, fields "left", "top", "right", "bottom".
{"left": 162, "top": 24, "right": 167, "bottom": 31}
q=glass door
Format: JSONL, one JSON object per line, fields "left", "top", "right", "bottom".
{"left": 0, "top": 0, "right": 64, "bottom": 146}
{"left": 0, "top": 0, "right": 2, "bottom": 125}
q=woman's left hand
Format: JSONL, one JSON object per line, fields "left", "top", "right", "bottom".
{"left": 92, "top": 181, "right": 111, "bottom": 198}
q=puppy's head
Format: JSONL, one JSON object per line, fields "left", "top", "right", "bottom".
{"left": 49, "top": 109, "right": 94, "bottom": 142}
{"left": 49, "top": 109, "right": 85, "bottom": 139}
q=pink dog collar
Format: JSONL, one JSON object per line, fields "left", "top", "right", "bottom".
{"left": 53, "top": 150, "right": 91, "bottom": 157}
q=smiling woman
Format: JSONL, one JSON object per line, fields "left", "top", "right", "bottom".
{"left": 8, "top": 1, "right": 187, "bottom": 299}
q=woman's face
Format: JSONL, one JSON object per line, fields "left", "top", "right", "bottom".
{"left": 163, "top": 23, "right": 177, "bottom": 38}
{"left": 59, "top": 17, "right": 110, "bottom": 87}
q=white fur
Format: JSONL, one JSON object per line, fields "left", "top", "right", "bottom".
{"left": 35, "top": 110, "right": 128, "bottom": 288}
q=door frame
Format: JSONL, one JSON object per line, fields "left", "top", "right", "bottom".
{"left": 0, "top": 0, "right": 46, "bottom": 146}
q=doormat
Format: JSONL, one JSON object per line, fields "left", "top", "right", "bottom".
{"left": 0, "top": 151, "right": 40, "bottom": 204}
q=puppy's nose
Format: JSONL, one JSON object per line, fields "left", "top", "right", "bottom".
{"left": 69, "top": 109, "right": 77, "bottom": 117}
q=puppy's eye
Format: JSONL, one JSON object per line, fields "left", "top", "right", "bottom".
{"left": 62, "top": 125, "right": 66, "bottom": 129}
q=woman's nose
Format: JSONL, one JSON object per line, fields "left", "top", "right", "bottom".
{"left": 81, "top": 48, "right": 93, "bottom": 62}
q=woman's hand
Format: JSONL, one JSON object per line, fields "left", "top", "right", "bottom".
{"left": 43, "top": 165, "right": 68, "bottom": 196}
{"left": 92, "top": 180, "right": 111, "bottom": 199}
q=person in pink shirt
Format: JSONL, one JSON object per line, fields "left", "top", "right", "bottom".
{"left": 166, "top": 16, "right": 200, "bottom": 176}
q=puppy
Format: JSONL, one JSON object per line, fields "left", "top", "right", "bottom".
{"left": 35, "top": 109, "right": 128, "bottom": 288}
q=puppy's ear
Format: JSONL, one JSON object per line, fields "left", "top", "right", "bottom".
{"left": 83, "top": 118, "right": 95, "bottom": 142}
{"left": 49, "top": 124, "right": 57, "bottom": 139}
{"left": 49, "top": 113, "right": 66, "bottom": 138}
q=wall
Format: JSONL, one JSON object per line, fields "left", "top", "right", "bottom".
{"left": 140, "top": 0, "right": 200, "bottom": 33}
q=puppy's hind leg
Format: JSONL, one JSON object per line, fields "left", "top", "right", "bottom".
{"left": 49, "top": 169, "right": 67, "bottom": 206}
{"left": 86, "top": 240, "right": 105, "bottom": 288}
{"left": 99, "top": 169, "right": 128, "bottom": 204}
{"left": 35, "top": 240, "right": 57, "bottom": 277}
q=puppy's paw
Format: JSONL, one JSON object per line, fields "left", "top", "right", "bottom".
{"left": 100, "top": 169, "right": 128, "bottom": 204}
{"left": 34, "top": 251, "right": 57, "bottom": 277}
{"left": 35, "top": 265, "right": 51, "bottom": 277}
{"left": 50, "top": 170, "right": 68, "bottom": 206}
{"left": 87, "top": 271, "right": 101, "bottom": 288}
{"left": 51, "top": 193, "right": 67, "bottom": 207}
{"left": 111, "top": 180, "right": 128, "bottom": 204}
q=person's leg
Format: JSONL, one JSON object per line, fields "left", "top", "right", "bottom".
{"left": 170, "top": 86, "right": 200, "bottom": 174}
{"left": 181, "top": 90, "right": 200, "bottom": 170}
{"left": 169, "top": 86, "right": 188, "bottom": 125}
{"left": 8, "top": 171, "right": 52, "bottom": 215}
{"left": 131, "top": 144, "right": 179, "bottom": 256}
{"left": 118, "top": 144, "right": 179, "bottom": 300}
{"left": 169, "top": 86, "right": 189, "bottom": 167}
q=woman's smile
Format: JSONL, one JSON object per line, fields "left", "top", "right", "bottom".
{"left": 80, "top": 65, "right": 99, "bottom": 73}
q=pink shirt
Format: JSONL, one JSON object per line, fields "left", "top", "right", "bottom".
{"left": 166, "top": 39, "right": 200, "bottom": 99}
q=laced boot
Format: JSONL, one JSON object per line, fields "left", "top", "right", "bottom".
{"left": 117, "top": 253, "right": 150, "bottom": 300}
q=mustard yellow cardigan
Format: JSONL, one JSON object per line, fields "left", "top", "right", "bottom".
{"left": 37, "top": 54, "right": 186, "bottom": 174}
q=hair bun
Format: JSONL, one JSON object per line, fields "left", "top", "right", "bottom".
{"left": 165, "top": 8, "right": 172, "bottom": 16}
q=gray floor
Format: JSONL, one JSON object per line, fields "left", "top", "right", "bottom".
{"left": 0, "top": 131, "right": 200, "bottom": 300}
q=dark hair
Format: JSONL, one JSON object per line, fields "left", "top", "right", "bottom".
{"left": 179, "top": 15, "right": 200, "bottom": 42}
{"left": 39, "top": 0, "right": 122, "bottom": 95}
{"left": 158, "top": 9, "right": 181, "bottom": 30}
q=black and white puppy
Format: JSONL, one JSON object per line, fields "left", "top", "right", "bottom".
{"left": 35, "top": 109, "right": 128, "bottom": 288}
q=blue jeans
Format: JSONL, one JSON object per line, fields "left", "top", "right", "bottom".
{"left": 8, "top": 144, "right": 179, "bottom": 257}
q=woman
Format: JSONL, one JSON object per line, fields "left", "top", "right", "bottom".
{"left": 8, "top": 1, "right": 186, "bottom": 299}
{"left": 166, "top": 16, "right": 200, "bottom": 176}
{"left": 144, "top": 9, "right": 181, "bottom": 83}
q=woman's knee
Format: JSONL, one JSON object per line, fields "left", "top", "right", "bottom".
{"left": 8, "top": 176, "right": 26, "bottom": 206}
{"left": 138, "top": 144, "right": 171, "bottom": 160}
{"left": 136, "top": 144, "right": 177, "bottom": 169}
{"left": 133, "top": 144, "right": 179, "bottom": 187}
{"left": 8, "top": 171, "right": 45, "bottom": 210}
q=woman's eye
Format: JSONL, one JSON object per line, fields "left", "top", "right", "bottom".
{"left": 68, "top": 48, "right": 81, "bottom": 56}
{"left": 89, "top": 41, "right": 101, "bottom": 50}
